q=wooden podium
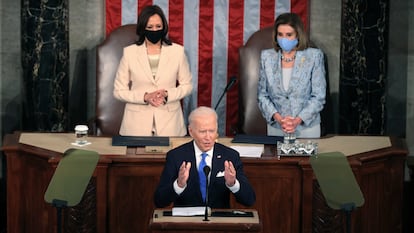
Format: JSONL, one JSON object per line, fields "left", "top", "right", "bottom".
{"left": 2, "top": 132, "right": 408, "bottom": 233}
{"left": 149, "top": 209, "right": 261, "bottom": 233}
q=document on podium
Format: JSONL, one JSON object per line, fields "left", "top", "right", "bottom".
{"left": 232, "top": 134, "right": 283, "bottom": 144}
{"left": 112, "top": 135, "right": 169, "bottom": 147}
{"left": 230, "top": 145, "right": 264, "bottom": 158}
{"left": 165, "top": 207, "right": 255, "bottom": 218}
{"left": 171, "top": 206, "right": 210, "bottom": 216}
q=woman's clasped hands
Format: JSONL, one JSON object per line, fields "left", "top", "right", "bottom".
{"left": 144, "top": 89, "right": 168, "bottom": 107}
{"left": 280, "top": 116, "right": 302, "bottom": 133}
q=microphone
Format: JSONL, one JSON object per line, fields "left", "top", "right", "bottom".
{"left": 214, "top": 76, "right": 237, "bottom": 110}
{"left": 203, "top": 165, "right": 211, "bottom": 221}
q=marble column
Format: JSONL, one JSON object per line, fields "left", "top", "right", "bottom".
{"left": 339, "top": 0, "right": 389, "bottom": 134}
{"left": 21, "top": 0, "right": 69, "bottom": 132}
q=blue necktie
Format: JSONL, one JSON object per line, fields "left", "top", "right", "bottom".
{"left": 198, "top": 152, "right": 208, "bottom": 202}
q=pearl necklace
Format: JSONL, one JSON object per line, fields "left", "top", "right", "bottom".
{"left": 281, "top": 54, "right": 296, "bottom": 63}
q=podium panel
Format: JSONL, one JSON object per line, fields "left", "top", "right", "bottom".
{"left": 149, "top": 209, "right": 261, "bottom": 233}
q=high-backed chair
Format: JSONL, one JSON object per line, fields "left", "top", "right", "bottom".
{"left": 95, "top": 24, "right": 137, "bottom": 136}
{"left": 238, "top": 26, "right": 333, "bottom": 136}
{"left": 238, "top": 26, "right": 274, "bottom": 135}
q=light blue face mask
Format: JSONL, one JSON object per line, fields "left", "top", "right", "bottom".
{"left": 277, "top": 37, "right": 298, "bottom": 52}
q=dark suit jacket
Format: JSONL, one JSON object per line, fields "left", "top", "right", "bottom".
{"left": 154, "top": 141, "right": 256, "bottom": 208}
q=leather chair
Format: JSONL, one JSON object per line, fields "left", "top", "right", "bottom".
{"left": 238, "top": 26, "right": 333, "bottom": 136}
{"left": 94, "top": 24, "right": 137, "bottom": 136}
{"left": 238, "top": 26, "right": 273, "bottom": 135}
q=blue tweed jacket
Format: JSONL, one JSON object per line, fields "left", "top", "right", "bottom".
{"left": 257, "top": 47, "right": 326, "bottom": 131}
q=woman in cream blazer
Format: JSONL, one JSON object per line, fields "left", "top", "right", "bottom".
{"left": 113, "top": 5, "right": 192, "bottom": 136}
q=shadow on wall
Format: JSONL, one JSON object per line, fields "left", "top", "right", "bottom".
{"left": 1, "top": 96, "right": 22, "bottom": 139}
{"left": 320, "top": 52, "right": 335, "bottom": 136}
{"left": 68, "top": 49, "right": 88, "bottom": 130}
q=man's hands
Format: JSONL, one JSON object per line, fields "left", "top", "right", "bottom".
{"left": 224, "top": 160, "right": 236, "bottom": 187}
{"left": 176, "top": 160, "right": 237, "bottom": 188}
{"left": 177, "top": 161, "right": 191, "bottom": 188}
{"left": 144, "top": 89, "right": 168, "bottom": 107}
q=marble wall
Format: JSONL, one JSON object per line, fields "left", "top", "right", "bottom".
{"left": 21, "top": 0, "right": 69, "bottom": 132}
{"left": 339, "top": 0, "right": 389, "bottom": 135}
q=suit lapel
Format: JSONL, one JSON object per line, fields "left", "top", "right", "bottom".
{"left": 135, "top": 45, "right": 156, "bottom": 83}
{"left": 154, "top": 44, "right": 171, "bottom": 82}
{"left": 270, "top": 51, "right": 285, "bottom": 94}
{"left": 183, "top": 141, "right": 197, "bottom": 173}
{"left": 186, "top": 141, "right": 201, "bottom": 188}
{"left": 288, "top": 50, "right": 304, "bottom": 91}
{"left": 210, "top": 145, "right": 225, "bottom": 186}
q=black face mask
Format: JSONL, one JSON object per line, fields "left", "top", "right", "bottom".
{"left": 144, "top": 29, "right": 163, "bottom": 44}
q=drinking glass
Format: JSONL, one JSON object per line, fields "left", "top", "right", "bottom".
{"left": 284, "top": 132, "right": 296, "bottom": 144}
{"left": 74, "top": 125, "right": 89, "bottom": 145}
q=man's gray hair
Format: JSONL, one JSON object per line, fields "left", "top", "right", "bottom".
{"left": 188, "top": 106, "right": 218, "bottom": 126}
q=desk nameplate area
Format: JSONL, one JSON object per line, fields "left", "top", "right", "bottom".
{"left": 112, "top": 135, "right": 169, "bottom": 147}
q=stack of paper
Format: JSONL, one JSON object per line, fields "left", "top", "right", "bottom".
{"left": 172, "top": 206, "right": 210, "bottom": 216}
{"left": 230, "top": 145, "right": 264, "bottom": 158}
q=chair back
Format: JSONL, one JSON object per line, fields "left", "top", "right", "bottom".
{"left": 238, "top": 26, "right": 273, "bottom": 135}
{"left": 95, "top": 24, "right": 137, "bottom": 136}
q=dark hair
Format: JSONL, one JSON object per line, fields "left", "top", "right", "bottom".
{"left": 272, "top": 12, "right": 309, "bottom": 51}
{"left": 135, "top": 5, "right": 172, "bottom": 45}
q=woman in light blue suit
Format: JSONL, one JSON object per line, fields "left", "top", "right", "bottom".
{"left": 257, "top": 13, "right": 326, "bottom": 138}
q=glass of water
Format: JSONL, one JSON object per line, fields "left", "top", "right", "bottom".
{"left": 74, "top": 125, "right": 89, "bottom": 145}
{"left": 284, "top": 132, "right": 296, "bottom": 144}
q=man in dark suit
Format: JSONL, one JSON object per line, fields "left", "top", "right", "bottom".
{"left": 154, "top": 106, "right": 256, "bottom": 208}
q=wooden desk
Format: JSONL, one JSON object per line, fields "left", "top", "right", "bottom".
{"left": 149, "top": 209, "right": 261, "bottom": 232}
{"left": 1, "top": 132, "right": 407, "bottom": 233}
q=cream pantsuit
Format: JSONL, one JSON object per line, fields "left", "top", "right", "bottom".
{"left": 113, "top": 42, "right": 193, "bottom": 136}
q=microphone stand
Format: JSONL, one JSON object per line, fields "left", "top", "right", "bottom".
{"left": 203, "top": 180, "right": 209, "bottom": 221}
{"left": 214, "top": 76, "right": 237, "bottom": 110}
{"left": 203, "top": 166, "right": 211, "bottom": 221}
